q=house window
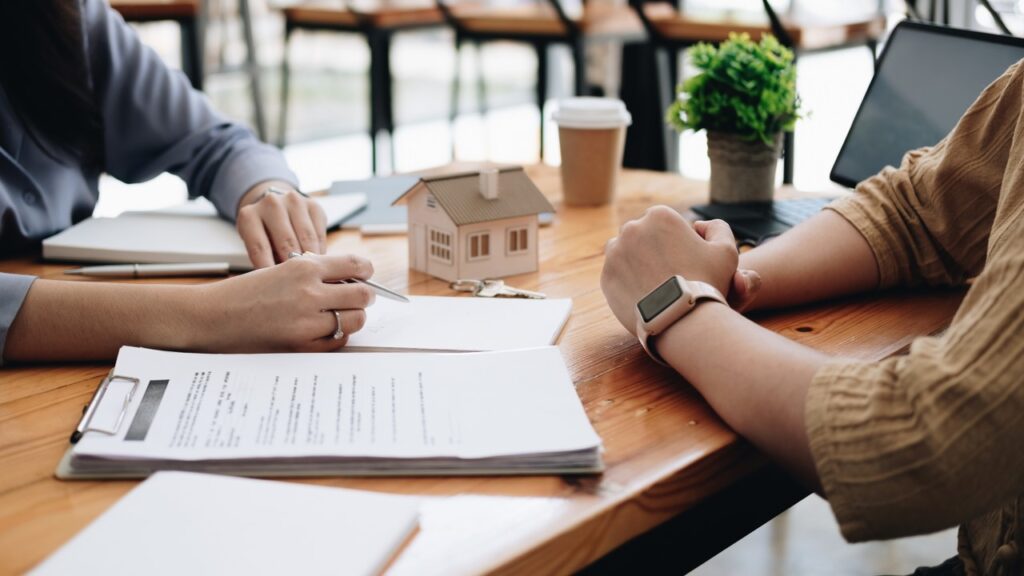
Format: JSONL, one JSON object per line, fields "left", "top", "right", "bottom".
{"left": 426, "top": 194, "right": 437, "bottom": 209}
{"left": 507, "top": 227, "right": 529, "bottom": 255}
{"left": 467, "top": 232, "right": 490, "bottom": 261}
{"left": 429, "top": 228, "right": 452, "bottom": 264}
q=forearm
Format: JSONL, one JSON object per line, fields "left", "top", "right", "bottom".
{"left": 738, "top": 210, "right": 878, "bottom": 311}
{"left": 656, "top": 301, "right": 829, "bottom": 489}
{"left": 4, "top": 280, "right": 208, "bottom": 362}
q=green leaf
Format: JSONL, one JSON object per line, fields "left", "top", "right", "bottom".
{"left": 666, "top": 33, "right": 802, "bottom": 141}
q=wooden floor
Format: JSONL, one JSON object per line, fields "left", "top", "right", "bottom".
{"left": 0, "top": 165, "right": 964, "bottom": 574}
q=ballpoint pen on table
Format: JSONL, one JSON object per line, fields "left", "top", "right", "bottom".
{"left": 64, "top": 262, "right": 231, "bottom": 278}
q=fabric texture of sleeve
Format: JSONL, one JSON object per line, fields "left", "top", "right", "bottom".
{"left": 823, "top": 61, "right": 1023, "bottom": 289}
{"left": 805, "top": 58, "right": 1024, "bottom": 543}
{"left": 806, "top": 240, "right": 1024, "bottom": 542}
{"left": 81, "top": 0, "right": 297, "bottom": 220}
{"left": 0, "top": 273, "right": 36, "bottom": 365}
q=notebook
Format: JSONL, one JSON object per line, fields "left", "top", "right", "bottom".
{"left": 42, "top": 194, "right": 367, "bottom": 270}
{"left": 347, "top": 296, "right": 573, "bottom": 352}
{"left": 330, "top": 175, "right": 420, "bottom": 234}
{"left": 31, "top": 471, "right": 419, "bottom": 576}
{"left": 57, "top": 346, "right": 603, "bottom": 478}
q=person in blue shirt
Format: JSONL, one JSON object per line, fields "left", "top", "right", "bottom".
{"left": 0, "top": 0, "right": 374, "bottom": 362}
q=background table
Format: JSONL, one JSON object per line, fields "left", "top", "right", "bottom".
{"left": 0, "top": 165, "right": 964, "bottom": 574}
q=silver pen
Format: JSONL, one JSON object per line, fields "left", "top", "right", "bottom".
{"left": 290, "top": 251, "right": 409, "bottom": 303}
{"left": 65, "top": 262, "right": 231, "bottom": 278}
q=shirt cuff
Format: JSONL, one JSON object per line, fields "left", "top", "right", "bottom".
{"left": 0, "top": 273, "right": 37, "bottom": 366}
{"left": 805, "top": 359, "right": 878, "bottom": 543}
{"left": 206, "top": 143, "right": 299, "bottom": 222}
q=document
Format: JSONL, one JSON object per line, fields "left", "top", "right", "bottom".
{"left": 348, "top": 296, "right": 573, "bottom": 351}
{"left": 41, "top": 195, "right": 366, "bottom": 270}
{"left": 31, "top": 471, "right": 419, "bottom": 576}
{"left": 62, "top": 346, "right": 602, "bottom": 478}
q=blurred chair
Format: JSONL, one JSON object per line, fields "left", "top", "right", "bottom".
{"left": 633, "top": 0, "right": 887, "bottom": 179}
{"left": 437, "top": 0, "right": 645, "bottom": 160}
{"left": 110, "top": 0, "right": 204, "bottom": 90}
{"left": 277, "top": 0, "right": 444, "bottom": 173}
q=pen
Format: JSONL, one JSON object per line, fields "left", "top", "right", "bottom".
{"left": 65, "top": 262, "right": 231, "bottom": 278}
{"left": 290, "top": 251, "right": 410, "bottom": 303}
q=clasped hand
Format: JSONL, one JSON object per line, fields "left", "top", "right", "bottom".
{"left": 600, "top": 206, "right": 761, "bottom": 336}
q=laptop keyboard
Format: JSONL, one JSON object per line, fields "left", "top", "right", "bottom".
{"left": 770, "top": 197, "right": 835, "bottom": 227}
{"left": 690, "top": 197, "right": 838, "bottom": 244}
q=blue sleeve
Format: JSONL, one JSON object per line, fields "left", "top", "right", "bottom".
{"left": 0, "top": 273, "right": 36, "bottom": 365}
{"left": 82, "top": 0, "right": 297, "bottom": 220}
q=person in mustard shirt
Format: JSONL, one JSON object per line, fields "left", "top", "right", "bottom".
{"left": 0, "top": 0, "right": 376, "bottom": 363}
{"left": 601, "top": 61, "right": 1024, "bottom": 574}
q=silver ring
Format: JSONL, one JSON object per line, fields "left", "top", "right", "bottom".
{"left": 332, "top": 310, "right": 344, "bottom": 340}
{"left": 288, "top": 251, "right": 302, "bottom": 259}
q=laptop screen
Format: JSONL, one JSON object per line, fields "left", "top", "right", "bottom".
{"left": 830, "top": 21, "right": 1024, "bottom": 188}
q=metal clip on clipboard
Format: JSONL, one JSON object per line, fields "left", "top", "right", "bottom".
{"left": 70, "top": 372, "right": 140, "bottom": 444}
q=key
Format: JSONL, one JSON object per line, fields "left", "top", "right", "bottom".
{"left": 482, "top": 279, "right": 546, "bottom": 299}
{"left": 450, "top": 279, "right": 484, "bottom": 294}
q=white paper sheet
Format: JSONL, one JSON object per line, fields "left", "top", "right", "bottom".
{"left": 72, "top": 347, "right": 601, "bottom": 464}
{"left": 31, "top": 471, "right": 418, "bottom": 576}
{"left": 348, "top": 296, "right": 572, "bottom": 352}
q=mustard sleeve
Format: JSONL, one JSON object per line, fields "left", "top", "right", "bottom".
{"left": 805, "top": 219, "right": 1024, "bottom": 542}
{"left": 824, "top": 60, "right": 1024, "bottom": 289}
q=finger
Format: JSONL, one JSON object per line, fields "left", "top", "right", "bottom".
{"left": 727, "top": 269, "right": 762, "bottom": 311}
{"left": 694, "top": 219, "right": 736, "bottom": 246}
{"left": 321, "top": 281, "right": 376, "bottom": 310}
{"left": 260, "top": 197, "right": 303, "bottom": 262}
{"left": 315, "top": 254, "right": 375, "bottom": 282}
{"left": 286, "top": 195, "right": 321, "bottom": 255}
{"left": 236, "top": 209, "right": 275, "bottom": 268}
{"left": 309, "top": 202, "right": 328, "bottom": 253}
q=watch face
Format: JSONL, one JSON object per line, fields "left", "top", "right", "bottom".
{"left": 638, "top": 277, "right": 683, "bottom": 323}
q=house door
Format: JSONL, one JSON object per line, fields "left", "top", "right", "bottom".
{"left": 412, "top": 223, "right": 427, "bottom": 271}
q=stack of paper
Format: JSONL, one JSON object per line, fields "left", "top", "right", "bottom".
{"left": 31, "top": 471, "right": 418, "bottom": 576}
{"left": 42, "top": 195, "right": 366, "bottom": 270}
{"left": 59, "top": 346, "right": 603, "bottom": 478}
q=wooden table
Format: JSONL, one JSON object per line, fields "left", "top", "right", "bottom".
{"left": 0, "top": 165, "right": 964, "bottom": 574}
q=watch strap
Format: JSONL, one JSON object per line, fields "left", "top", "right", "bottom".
{"left": 637, "top": 279, "right": 726, "bottom": 366}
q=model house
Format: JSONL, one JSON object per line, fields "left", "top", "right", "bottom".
{"left": 393, "top": 167, "right": 555, "bottom": 282}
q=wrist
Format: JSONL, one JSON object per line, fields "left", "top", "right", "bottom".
{"left": 153, "top": 284, "right": 214, "bottom": 351}
{"left": 238, "top": 180, "right": 301, "bottom": 211}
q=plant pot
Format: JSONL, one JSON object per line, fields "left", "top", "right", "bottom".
{"left": 706, "top": 131, "right": 784, "bottom": 204}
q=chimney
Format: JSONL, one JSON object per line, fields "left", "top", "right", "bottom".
{"left": 479, "top": 168, "right": 500, "bottom": 200}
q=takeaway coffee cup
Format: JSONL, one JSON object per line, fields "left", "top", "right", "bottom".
{"left": 552, "top": 97, "right": 632, "bottom": 206}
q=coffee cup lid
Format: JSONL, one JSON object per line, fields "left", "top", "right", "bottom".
{"left": 552, "top": 97, "right": 632, "bottom": 130}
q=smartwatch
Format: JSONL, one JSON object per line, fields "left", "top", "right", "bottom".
{"left": 635, "top": 275, "right": 727, "bottom": 365}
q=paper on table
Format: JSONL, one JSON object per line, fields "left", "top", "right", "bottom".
{"left": 30, "top": 471, "right": 419, "bottom": 576}
{"left": 42, "top": 195, "right": 367, "bottom": 270}
{"left": 347, "top": 296, "right": 572, "bottom": 352}
{"left": 70, "top": 346, "right": 601, "bottom": 465}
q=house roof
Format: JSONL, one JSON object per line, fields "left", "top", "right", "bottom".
{"left": 393, "top": 167, "right": 555, "bottom": 226}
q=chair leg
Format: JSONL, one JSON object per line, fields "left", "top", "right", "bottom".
{"left": 238, "top": 0, "right": 267, "bottom": 141}
{"left": 277, "top": 28, "right": 292, "bottom": 148}
{"left": 450, "top": 36, "right": 463, "bottom": 159}
{"left": 368, "top": 30, "right": 396, "bottom": 174}
{"left": 180, "top": 17, "right": 203, "bottom": 91}
{"left": 654, "top": 46, "right": 678, "bottom": 173}
{"left": 572, "top": 36, "right": 586, "bottom": 96}
{"left": 536, "top": 42, "right": 548, "bottom": 162}
{"left": 475, "top": 41, "right": 487, "bottom": 116}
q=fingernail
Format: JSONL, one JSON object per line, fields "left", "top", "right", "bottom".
{"left": 743, "top": 270, "right": 761, "bottom": 292}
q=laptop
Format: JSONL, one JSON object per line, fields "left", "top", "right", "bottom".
{"left": 692, "top": 20, "right": 1024, "bottom": 244}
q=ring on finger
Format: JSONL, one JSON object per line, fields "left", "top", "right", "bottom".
{"left": 332, "top": 310, "right": 344, "bottom": 340}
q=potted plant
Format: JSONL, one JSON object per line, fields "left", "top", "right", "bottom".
{"left": 666, "top": 32, "right": 801, "bottom": 203}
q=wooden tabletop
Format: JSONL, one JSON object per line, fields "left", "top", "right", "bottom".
{"left": 0, "top": 165, "right": 964, "bottom": 575}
